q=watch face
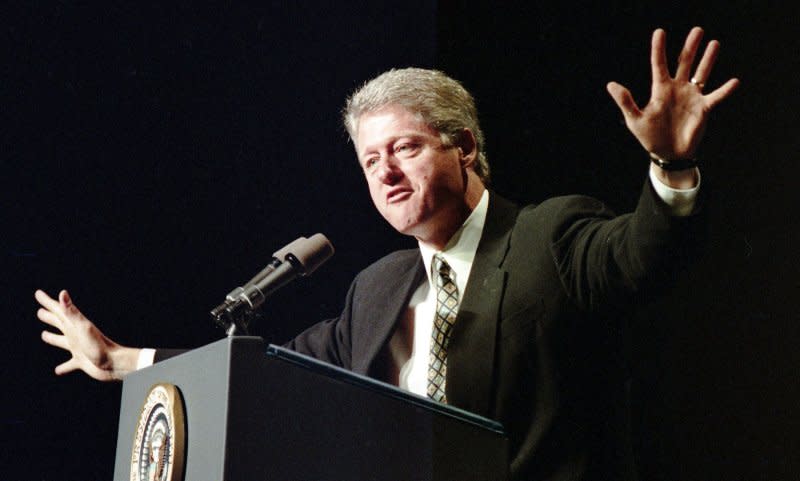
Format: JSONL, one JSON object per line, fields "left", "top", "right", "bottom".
{"left": 130, "top": 384, "right": 185, "bottom": 481}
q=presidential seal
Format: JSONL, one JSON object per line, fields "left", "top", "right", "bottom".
{"left": 131, "top": 384, "right": 185, "bottom": 481}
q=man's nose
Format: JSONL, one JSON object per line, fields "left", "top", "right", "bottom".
{"left": 377, "top": 157, "right": 401, "bottom": 184}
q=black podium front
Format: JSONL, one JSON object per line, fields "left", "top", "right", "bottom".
{"left": 113, "top": 337, "right": 508, "bottom": 480}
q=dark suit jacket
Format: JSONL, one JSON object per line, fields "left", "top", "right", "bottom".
{"left": 155, "top": 182, "right": 696, "bottom": 480}
{"left": 284, "top": 183, "right": 698, "bottom": 481}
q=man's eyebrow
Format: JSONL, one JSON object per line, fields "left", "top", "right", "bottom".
{"left": 358, "top": 132, "right": 431, "bottom": 156}
{"left": 357, "top": 144, "right": 379, "bottom": 160}
{"left": 357, "top": 136, "right": 396, "bottom": 157}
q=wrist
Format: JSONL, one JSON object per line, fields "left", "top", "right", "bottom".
{"left": 649, "top": 162, "right": 699, "bottom": 190}
{"left": 108, "top": 345, "right": 142, "bottom": 380}
{"left": 649, "top": 152, "right": 698, "bottom": 172}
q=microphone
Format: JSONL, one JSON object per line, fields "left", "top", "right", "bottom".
{"left": 210, "top": 233, "right": 335, "bottom": 335}
{"left": 222, "top": 236, "right": 308, "bottom": 305}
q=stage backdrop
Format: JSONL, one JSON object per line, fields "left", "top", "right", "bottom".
{"left": 436, "top": 3, "right": 800, "bottom": 480}
{"left": 4, "top": 2, "right": 799, "bottom": 480}
{"left": 3, "top": 3, "right": 435, "bottom": 479}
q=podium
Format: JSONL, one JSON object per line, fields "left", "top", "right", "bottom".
{"left": 113, "top": 337, "right": 508, "bottom": 480}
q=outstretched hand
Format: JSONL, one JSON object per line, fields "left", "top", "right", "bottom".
{"left": 35, "top": 289, "right": 140, "bottom": 381}
{"left": 607, "top": 27, "right": 739, "bottom": 162}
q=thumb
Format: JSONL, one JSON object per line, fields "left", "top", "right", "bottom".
{"left": 606, "top": 82, "right": 641, "bottom": 119}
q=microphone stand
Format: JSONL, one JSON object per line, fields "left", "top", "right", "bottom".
{"left": 210, "top": 299, "right": 254, "bottom": 336}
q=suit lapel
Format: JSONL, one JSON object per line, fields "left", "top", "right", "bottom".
{"left": 447, "top": 193, "right": 518, "bottom": 416}
{"left": 357, "top": 253, "right": 425, "bottom": 375}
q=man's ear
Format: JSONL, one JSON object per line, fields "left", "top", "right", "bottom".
{"left": 455, "top": 129, "right": 478, "bottom": 168}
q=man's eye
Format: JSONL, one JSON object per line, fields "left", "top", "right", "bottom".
{"left": 395, "top": 144, "right": 416, "bottom": 155}
{"left": 365, "top": 158, "right": 378, "bottom": 169}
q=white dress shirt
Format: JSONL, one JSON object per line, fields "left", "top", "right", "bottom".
{"left": 396, "top": 190, "right": 490, "bottom": 394}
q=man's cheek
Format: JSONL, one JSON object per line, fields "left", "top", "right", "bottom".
{"left": 368, "top": 188, "right": 382, "bottom": 208}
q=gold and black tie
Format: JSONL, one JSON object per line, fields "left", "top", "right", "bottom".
{"left": 427, "top": 254, "right": 459, "bottom": 403}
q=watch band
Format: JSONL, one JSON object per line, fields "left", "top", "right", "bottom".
{"left": 649, "top": 152, "right": 698, "bottom": 171}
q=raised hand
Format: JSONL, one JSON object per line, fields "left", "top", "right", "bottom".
{"left": 607, "top": 27, "right": 739, "bottom": 163}
{"left": 35, "top": 289, "right": 140, "bottom": 381}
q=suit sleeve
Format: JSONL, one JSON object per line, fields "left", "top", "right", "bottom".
{"left": 150, "top": 274, "right": 361, "bottom": 367}
{"left": 282, "top": 271, "right": 359, "bottom": 370}
{"left": 153, "top": 348, "right": 188, "bottom": 363}
{"left": 545, "top": 178, "right": 701, "bottom": 312}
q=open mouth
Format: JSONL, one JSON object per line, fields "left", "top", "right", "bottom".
{"left": 387, "top": 188, "right": 413, "bottom": 203}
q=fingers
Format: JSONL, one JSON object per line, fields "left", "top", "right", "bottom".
{"left": 34, "top": 289, "right": 77, "bottom": 311}
{"left": 59, "top": 289, "right": 74, "bottom": 309}
{"left": 34, "top": 289, "right": 60, "bottom": 312}
{"left": 606, "top": 82, "right": 641, "bottom": 119}
{"left": 41, "top": 330, "right": 69, "bottom": 350}
{"left": 37, "top": 308, "right": 62, "bottom": 329}
{"left": 648, "top": 26, "right": 736, "bottom": 109}
{"left": 35, "top": 288, "right": 86, "bottom": 325}
{"left": 675, "top": 27, "right": 704, "bottom": 81}
{"left": 650, "top": 28, "right": 670, "bottom": 83}
{"left": 55, "top": 357, "right": 80, "bottom": 376}
{"left": 705, "top": 77, "right": 740, "bottom": 109}
{"left": 692, "top": 40, "right": 720, "bottom": 86}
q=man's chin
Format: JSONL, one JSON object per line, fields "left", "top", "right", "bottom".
{"left": 385, "top": 215, "right": 422, "bottom": 238}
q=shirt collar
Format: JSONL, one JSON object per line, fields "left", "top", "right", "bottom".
{"left": 419, "top": 189, "right": 489, "bottom": 294}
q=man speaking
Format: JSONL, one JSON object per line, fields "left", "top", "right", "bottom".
{"left": 36, "top": 27, "right": 738, "bottom": 480}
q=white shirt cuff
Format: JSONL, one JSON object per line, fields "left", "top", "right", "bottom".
{"left": 649, "top": 167, "right": 701, "bottom": 217}
{"left": 136, "top": 348, "right": 156, "bottom": 370}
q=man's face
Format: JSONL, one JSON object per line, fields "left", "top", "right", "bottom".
{"left": 355, "top": 105, "right": 470, "bottom": 244}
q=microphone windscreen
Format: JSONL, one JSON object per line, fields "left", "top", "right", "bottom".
{"left": 291, "top": 233, "right": 335, "bottom": 275}
{"left": 272, "top": 237, "right": 307, "bottom": 260}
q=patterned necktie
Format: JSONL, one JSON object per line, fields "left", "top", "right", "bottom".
{"left": 427, "top": 254, "right": 460, "bottom": 403}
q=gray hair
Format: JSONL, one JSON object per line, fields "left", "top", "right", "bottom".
{"left": 343, "top": 68, "right": 490, "bottom": 183}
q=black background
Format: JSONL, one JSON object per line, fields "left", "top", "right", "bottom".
{"left": 3, "top": 2, "right": 798, "bottom": 479}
